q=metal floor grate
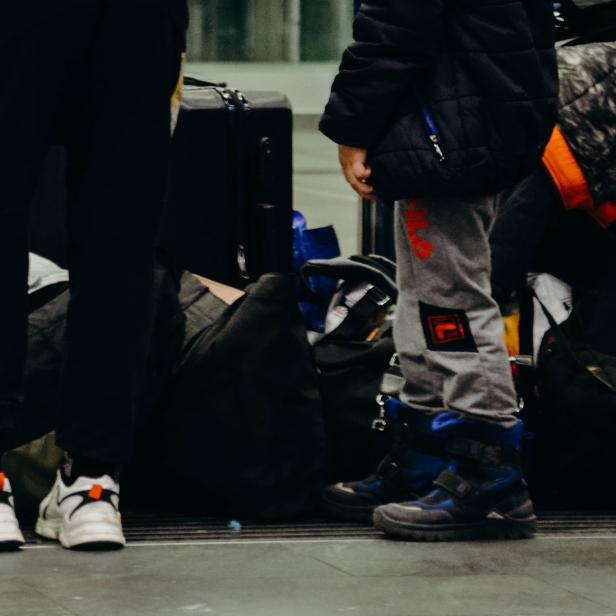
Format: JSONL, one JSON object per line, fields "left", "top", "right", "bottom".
{"left": 21, "top": 512, "right": 616, "bottom": 544}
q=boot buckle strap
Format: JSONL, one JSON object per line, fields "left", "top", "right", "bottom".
{"left": 446, "top": 437, "right": 519, "bottom": 467}
{"left": 433, "top": 470, "right": 473, "bottom": 499}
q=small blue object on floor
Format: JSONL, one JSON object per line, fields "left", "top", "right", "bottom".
{"left": 227, "top": 520, "right": 242, "bottom": 533}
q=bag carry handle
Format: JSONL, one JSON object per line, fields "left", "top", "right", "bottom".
{"left": 183, "top": 76, "right": 228, "bottom": 88}
{"left": 301, "top": 257, "right": 398, "bottom": 301}
{"left": 532, "top": 290, "right": 616, "bottom": 394}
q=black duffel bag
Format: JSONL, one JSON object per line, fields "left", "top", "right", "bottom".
{"left": 154, "top": 273, "right": 326, "bottom": 520}
{"left": 303, "top": 255, "right": 398, "bottom": 483}
{"left": 315, "top": 337, "right": 396, "bottom": 483}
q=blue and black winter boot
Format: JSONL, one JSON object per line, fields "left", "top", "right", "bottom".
{"left": 321, "top": 399, "right": 449, "bottom": 522}
{"left": 373, "top": 415, "right": 536, "bottom": 540}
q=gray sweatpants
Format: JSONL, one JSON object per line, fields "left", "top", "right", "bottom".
{"left": 393, "top": 195, "right": 518, "bottom": 427}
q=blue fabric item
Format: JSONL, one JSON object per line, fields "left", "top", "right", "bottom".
{"left": 293, "top": 218, "right": 340, "bottom": 275}
{"left": 384, "top": 398, "right": 434, "bottom": 433}
{"left": 385, "top": 400, "right": 524, "bottom": 449}
{"left": 293, "top": 210, "right": 307, "bottom": 231}
{"left": 294, "top": 221, "right": 341, "bottom": 332}
{"left": 430, "top": 413, "right": 524, "bottom": 450}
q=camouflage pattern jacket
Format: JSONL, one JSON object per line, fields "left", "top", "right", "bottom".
{"left": 558, "top": 42, "right": 616, "bottom": 204}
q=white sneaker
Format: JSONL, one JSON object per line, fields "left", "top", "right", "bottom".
{"left": 0, "top": 473, "right": 26, "bottom": 550}
{"left": 35, "top": 471, "right": 126, "bottom": 550}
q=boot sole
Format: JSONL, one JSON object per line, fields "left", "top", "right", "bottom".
{"left": 373, "top": 508, "right": 536, "bottom": 541}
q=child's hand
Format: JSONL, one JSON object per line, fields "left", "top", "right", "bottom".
{"left": 338, "top": 145, "right": 377, "bottom": 202}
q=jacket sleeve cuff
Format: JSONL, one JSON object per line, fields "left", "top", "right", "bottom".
{"left": 319, "top": 97, "right": 390, "bottom": 150}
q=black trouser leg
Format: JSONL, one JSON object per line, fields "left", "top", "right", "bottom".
{"left": 0, "top": 44, "right": 37, "bottom": 429}
{"left": 55, "top": 5, "right": 182, "bottom": 465}
{"left": 0, "top": 17, "right": 93, "bottom": 434}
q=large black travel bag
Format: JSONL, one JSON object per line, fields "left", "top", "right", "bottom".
{"left": 302, "top": 255, "right": 399, "bottom": 482}
{"left": 149, "top": 273, "right": 325, "bottom": 520}
{"left": 161, "top": 80, "right": 294, "bottom": 287}
{"left": 28, "top": 81, "right": 294, "bottom": 286}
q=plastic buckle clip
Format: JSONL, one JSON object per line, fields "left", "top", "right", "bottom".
{"left": 372, "top": 394, "right": 388, "bottom": 432}
{"left": 367, "top": 286, "right": 391, "bottom": 307}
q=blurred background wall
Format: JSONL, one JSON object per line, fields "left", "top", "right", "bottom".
{"left": 186, "top": 0, "right": 353, "bottom": 62}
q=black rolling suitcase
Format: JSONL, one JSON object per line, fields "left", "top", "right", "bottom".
{"left": 28, "top": 80, "right": 293, "bottom": 286}
{"left": 162, "top": 79, "right": 294, "bottom": 287}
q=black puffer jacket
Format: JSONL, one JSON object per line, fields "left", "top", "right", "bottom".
{"left": 320, "top": 0, "right": 559, "bottom": 201}
{"left": 0, "top": 0, "right": 188, "bottom": 45}
{"left": 557, "top": 43, "right": 616, "bottom": 204}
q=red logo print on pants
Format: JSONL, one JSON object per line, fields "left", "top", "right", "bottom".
{"left": 405, "top": 200, "right": 433, "bottom": 261}
{"left": 428, "top": 314, "right": 466, "bottom": 345}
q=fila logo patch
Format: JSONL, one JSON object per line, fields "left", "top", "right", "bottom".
{"left": 419, "top": 302, "right": 478, "bottom": 353}
{"left": 429, "top": 314, "right": 466, "bottom": 344}
{"left": 405, "top": 200, "right": 433, "bottom": 261}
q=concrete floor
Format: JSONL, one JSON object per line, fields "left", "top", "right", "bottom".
{"left": 2, "top": 534, "right": 616, "bottom": 616}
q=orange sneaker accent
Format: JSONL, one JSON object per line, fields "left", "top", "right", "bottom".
{"left": 542, "top": 127, "right": 616, "bottom": 229}
{"left": 88, "top": 484, "right": 103, "bottom": 501}
{"left": 0, "top": 472, "right": 4, "bottom": 492}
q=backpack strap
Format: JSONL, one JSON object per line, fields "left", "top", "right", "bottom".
{"left": 533, "top": 289, "right": 616, "bottom": 393}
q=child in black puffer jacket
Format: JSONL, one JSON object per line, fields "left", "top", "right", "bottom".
{"left": 320, "top": 0, "right": 559, "bottom": 542}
